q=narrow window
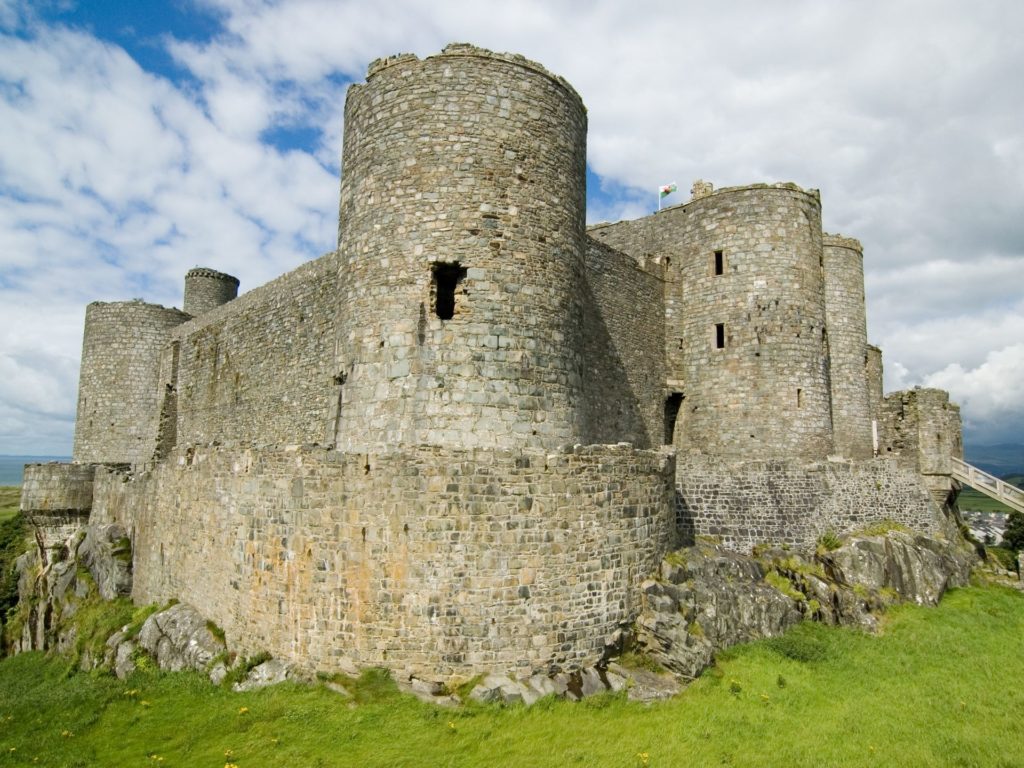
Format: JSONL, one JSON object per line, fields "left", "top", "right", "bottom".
{"left": 713, "top": 250, "right": 724, "bottom": 275}
{"left": 664, "top": 393, "right": 683, "bottom": 445}
{"left": 432, "top": 262, "right": 467, "bottom": 320}
{"left": 715, "top": 323, "right": 725, "bottom": 349}
{"left": 796, "top": 388, "right": 803, "bottom": 408}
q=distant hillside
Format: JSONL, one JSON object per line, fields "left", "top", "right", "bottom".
{"left": 964, "top": 443, "right": 1024, "bottom": 477}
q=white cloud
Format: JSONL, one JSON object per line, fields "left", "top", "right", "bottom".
{"left": 926, "top": 344, "right": 1024, "bottom": 444}
{"left": 1, "top": 0, "right": 1022, "bottom": 453}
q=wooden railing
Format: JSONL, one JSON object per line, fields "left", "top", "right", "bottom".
{"left": 950, "top": 456, "right": 1024, "bottom": 514}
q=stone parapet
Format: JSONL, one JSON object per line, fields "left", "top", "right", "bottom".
{"left": 20, "top": 463, "right": 97, "bottom": 549}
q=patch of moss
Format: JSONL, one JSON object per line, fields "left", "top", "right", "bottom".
{"left": 221, "top": 651, "right": 272, "bottom": 688}
{"left": 205, "top": 619, "right": 226, "bottom": 644}
{"left": 616, "top": 652, "right": 665, "bottom": 674}
{"left": 765, "top": 570, "right": 806, "bottom": 602}
{"left": 854, "top": 520, "right": 910, "bottom": 537}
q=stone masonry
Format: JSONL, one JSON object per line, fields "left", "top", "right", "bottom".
{"left": 22, "top": 44, "right": 965, "bottom": 681}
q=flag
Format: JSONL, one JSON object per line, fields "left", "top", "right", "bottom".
{"left": 659, "top": 182, "right": 677, "bottom": 199}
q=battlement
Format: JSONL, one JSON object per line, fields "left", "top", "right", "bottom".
{"left": 365, "top": 43, "right": 584, "bottom": 107}
{"left": 823, "top": 233, "right": 864, "bottom": 252}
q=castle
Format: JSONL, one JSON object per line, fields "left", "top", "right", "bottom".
{"left": 21, "top": 44, "right": 964, "bottom": 682}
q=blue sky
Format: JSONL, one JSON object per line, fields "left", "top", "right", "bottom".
{"left": 1, "top": 0, "right": 1022, "bottom": 455}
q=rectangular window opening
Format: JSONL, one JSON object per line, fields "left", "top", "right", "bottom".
{"left": 796, "top": 388, "right": 803, "bottom": 408}
{"left": 664, "top": 393, "right": 684, "bottom": 445}
{"left": 432, "top": 262, "right": 468, "bottom": 320}
{"left": 715, "top": 323, "right": 725, "bottom": 349}
{"left": 713, "top": 250, "right": 724, "bottom": 275}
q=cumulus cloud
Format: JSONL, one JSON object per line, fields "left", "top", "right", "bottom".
{"left": 926, "top": 344, "right": 1024, "bottom": 444}
{"left": 1, "top": 0, "right": 1022, "bottom": 453}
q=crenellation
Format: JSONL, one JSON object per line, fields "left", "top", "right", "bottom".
{"left": 24, "top": 44, "right": 966, "bottom": 683}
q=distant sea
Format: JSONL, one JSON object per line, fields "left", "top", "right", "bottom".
{"left": 0, "top": 455, "right": 71, "bottom": 486}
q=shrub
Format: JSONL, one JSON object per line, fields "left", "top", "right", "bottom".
{"left": 985, "top": 545, "right": 1019, "bottom": 573}
{"left": 0, "top": 511, "right": 30, "bottom": 638}
{"left": 1002, "top": 511, "right": 1024, "bottom": 552}
{"left": 817, "top": 531, "right": 842, "bottom": 552}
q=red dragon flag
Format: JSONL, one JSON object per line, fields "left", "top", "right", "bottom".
{"left": 658, "top": 182, "right": 677, "bottom": 209}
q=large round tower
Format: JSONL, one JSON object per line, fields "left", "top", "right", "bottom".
{"left": 72, "top": 300, "right": 191, "bottom": 464}
{"left": 670, "top": 184, "right": 834, "bottom": 460}
{"left": 334, "top": 44, "right": 588, "bottom": 450}
{"left": 823, "top": 234, "right": 873, "bottom": 459}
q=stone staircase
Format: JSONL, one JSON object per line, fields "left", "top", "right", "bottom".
{"left": 951, "top": 457, "right": 1024, "bottom": 514}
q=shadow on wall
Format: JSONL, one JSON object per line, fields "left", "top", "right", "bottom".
{"left": 578, "top": 272, "right": 652, "bottom": 447}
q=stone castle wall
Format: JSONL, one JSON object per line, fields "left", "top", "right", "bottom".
{"left": 166, "top": 253, "right": 339, "bottom": 450}
{"left": 881, "top": 388, "right": 963, "bottom": 476}
{"left": 32, "top": 44, "right": 969, "bottom": 683}
{"left": 98, "top": 443, "right": 675, "bottom": 679}
{"left": 823, "top": 235, "right": 873, "bottom": 459}
{"left": 593, "top": 184, "right": 834, "bottom": 461}
{"left": 20, "top": 463, "right": 97, "bottom": 548}
{"left": 73, "top": 301, "right": 191, "bottom": 464}
{"left": 677, "top": 456, "right": 945, "bottom": 551}
{"left": 579, "top": 238, "right": 666, "bottom": 447}
{"left": 335, "top": 44, "right": 588, "bottom": 452}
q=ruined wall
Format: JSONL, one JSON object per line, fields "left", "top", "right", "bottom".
{"left": 183, "top": 267, "right": 239, "bottom": 317}
{"left": 169, "top": 253, "right": 339, "bottom": 450}
{"left": 106, "top": 444, "right": 675, "bottom": 680}
{"left": 20, "top": 463, "right": 96, "bottom": 548}
{"left": 579, "top": 238, "right": 666, "bottom": 446}
{"left": 73, "top": 301, "right": 191, "bottom": 464}
{"left": 335, "top": 44, "right": 588, "bottom": 452}
{"left": 881, "top": 388, "right": 963, "bottom": 478}
{"left": 823, "top": 235, "right": 873, "bottom": 459}
{"left": 676, "top": 456, "right": 945, "bottom": 552}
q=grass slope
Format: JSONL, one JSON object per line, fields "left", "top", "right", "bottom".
{"left": 0, "top": 487, "right": 19, "bottom": 523}
{"left": 1, "top": 585, "right": 1022, "bottom": 767}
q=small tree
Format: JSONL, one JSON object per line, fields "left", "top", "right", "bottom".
{"left": 1003, "top": 511, "right": 1024, "bottom": 552}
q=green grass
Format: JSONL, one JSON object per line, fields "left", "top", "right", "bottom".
{"left": 0, "top": 486, "right": 19, "bottom": 522}
{"left": 1, "top": 585, "right": 1022, "bottom": 767}
{"left": 0, "top": 487, "right": 28, "bottom": 641}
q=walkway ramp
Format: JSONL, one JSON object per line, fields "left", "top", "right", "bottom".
{"left": 951, "top": 457, "right": 1024, "bottom": 514}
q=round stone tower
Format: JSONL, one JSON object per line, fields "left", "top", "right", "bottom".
{"left": 823, "top": 234, "right": 873, "bottom": 459}
{"left": 72, "top": 300, "right": 191, "bottom": 464}
{"left": 183, "top": 267, "right": 239, "bottom": 316}
{"left": 334, "top": 44, "right": 588, "bottom": 450}
{"left": 670, "top": 184, "right": 834, "bottom": 460}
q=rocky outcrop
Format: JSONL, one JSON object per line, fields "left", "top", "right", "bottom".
{"left": 77, "top": 524, "right": 132, "bottom": 600}
{"left": 136, "top": 603, "right": 225, "bottom": 673}
{"left": 633, "top": 547, "right": 803, "bottom": 678}
{"left": 630, "top": 532, "right": 976, "bottom": 681}
{"left": 7, "top": 524, "right": 132, "bottom": 656}
{"left": 820, "top": 531, "right": 973, "bottom": 604}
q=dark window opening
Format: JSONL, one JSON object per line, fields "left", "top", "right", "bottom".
{"left": 664, "top": 393, "right": 684, "bottom": 445}
{"left": 714, "top": 250, "right": 724, "bottom": 275}
{"left": 432, "top": 262, "right": 467, "bottom": 320}
{"left": 715, "top": 323, "right": 725, "bottom": 349}
{"left": 797, "top": 388, "right": 803, "bottom": 408}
